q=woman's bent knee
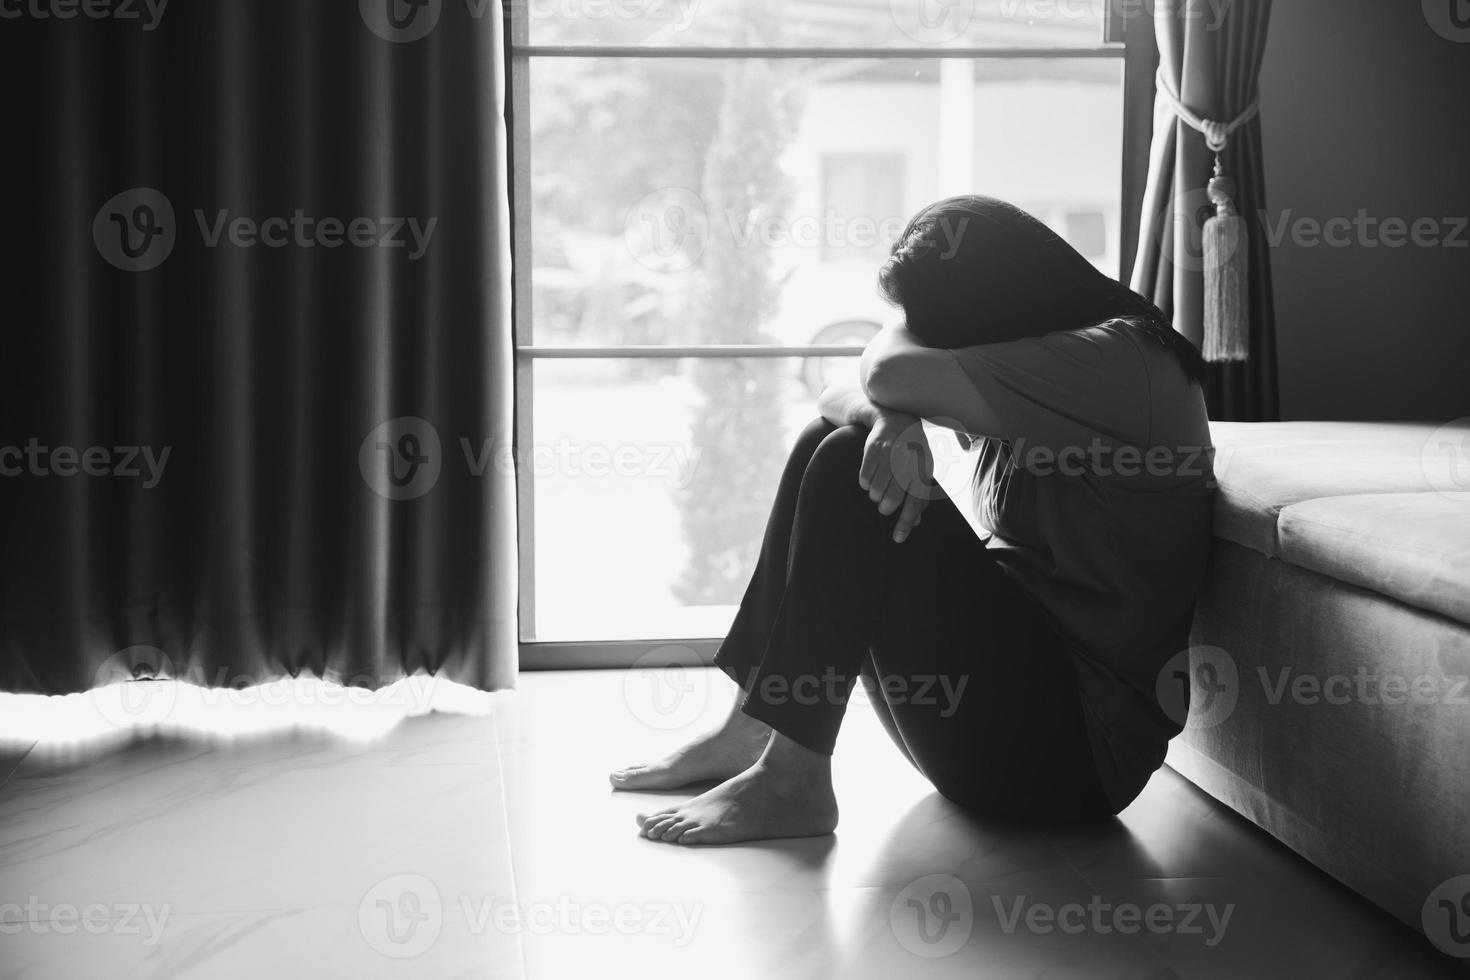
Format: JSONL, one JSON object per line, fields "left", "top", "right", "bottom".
{"left": 797, "top": 425, "right": 866, "bottom": 492}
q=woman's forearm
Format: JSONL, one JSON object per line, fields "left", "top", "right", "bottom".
{"left": 859, "top": 323, "right": 929, "bottom": 399}
{"left": 817, "top": 379, "right": 883, "bottom": 429}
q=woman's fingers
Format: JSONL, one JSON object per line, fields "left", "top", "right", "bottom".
{"left": 858, "top": 436, "right": 883, "bottom": 492}
{"left": 861, "top": 432, "right": 895, "bottom": 499}
{"left": 877, "top": 471, "right": 907, "bottom": 516}
{"left": 867, "top": 462, "right": 893, "bottom": 506}
{"left": 893, "top": 492, "right": 929, "bottom": 543}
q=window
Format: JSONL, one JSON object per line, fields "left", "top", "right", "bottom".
{"left": 1065, "top": 208, "right": 1110, "bottom": 260}
{"left": 821, "top": 154, "right": 905, "bottom": 262}
{"left": 510, "top": 0, "right": 1138, "bottom": 666}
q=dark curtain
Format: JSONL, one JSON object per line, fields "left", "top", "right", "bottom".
{"left": 0, "top": 0, "right": 518, "bottom": 693}
{"left": 1131, "top": 0, "right": 1279, "bottom": 421}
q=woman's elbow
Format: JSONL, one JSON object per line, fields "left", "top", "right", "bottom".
{"left": 861, "top": 354, "right": 918, "bottom": 411}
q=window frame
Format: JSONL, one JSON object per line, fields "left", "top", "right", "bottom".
{"left": 508, "top": 7, "right": 1155, "bottom": 671}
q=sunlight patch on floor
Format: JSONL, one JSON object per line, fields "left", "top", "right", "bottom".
{"left": 0, "top": 673, "right": 498, "bottom": 748}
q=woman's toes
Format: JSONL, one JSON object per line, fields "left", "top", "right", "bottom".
{"left": 659, "top": 818, "right": 692, "bottom": 842}
{"left": 679, "top": 826, "right": 708, "bottom": 845}
{"left": 609, "top": 767, "right": 640, "bottom": 787}
{"left": 646, "top": 815, "right": 680, "bottom": 840}
{"left": 635, "top": 807, "right": 675, "bottom": 828}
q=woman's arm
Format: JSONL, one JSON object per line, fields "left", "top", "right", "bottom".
{"left": 860, "top": 324, "right": 1004, "bottom": 439}
{"left": 816, "top": 377, "right": 883, "bottom": 430}
{"left": 815, "top": 377, "right": 934, "bottom": 544}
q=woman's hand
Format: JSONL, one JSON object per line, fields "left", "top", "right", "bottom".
{"left": 859, "top": 410, "right": 937, "bottom": 543}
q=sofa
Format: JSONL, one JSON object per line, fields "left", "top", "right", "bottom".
{"left": 1166, "top": 420, "right": 1470, "bottom": 958}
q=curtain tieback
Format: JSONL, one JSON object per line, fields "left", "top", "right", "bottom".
{"left": 1156, "top": 68, "right": 1259, "bottom": 362}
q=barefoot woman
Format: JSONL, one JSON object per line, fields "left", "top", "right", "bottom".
{"left": 611, "top": 195, "right": 1215, "bottom": 845}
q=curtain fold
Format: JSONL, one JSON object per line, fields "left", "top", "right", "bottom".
{"left": 0, "top": 0, "right": 517, "bottom": 694}
{"left": 1131, "top": 0, "right": 1279, "bottom": 421}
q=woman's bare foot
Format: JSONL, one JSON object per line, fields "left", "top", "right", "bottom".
{"left": 610, "top": 708, "right": 771, "bottom": 791}
{"left": 634, "top": 734, "right": 839, "bottom": 845}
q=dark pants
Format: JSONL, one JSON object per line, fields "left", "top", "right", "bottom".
{"left": 714, "top": 418, "right": 1113, "bottom": 824}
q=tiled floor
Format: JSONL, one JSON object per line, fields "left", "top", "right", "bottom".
{"left": 0, "top": 669, "right": 1463, "bottom": 979}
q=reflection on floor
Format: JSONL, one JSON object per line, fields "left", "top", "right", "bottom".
{"left": 0, "top": 668, "right": 1462, "bottom": 979}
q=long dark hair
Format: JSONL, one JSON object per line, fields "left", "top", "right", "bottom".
{"left": 877, "top": 195, "right": 1206, "bottom": 385}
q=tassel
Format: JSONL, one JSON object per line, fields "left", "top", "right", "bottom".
{"left": 1202, "top": 158, "right": 1249, "bottom": 362}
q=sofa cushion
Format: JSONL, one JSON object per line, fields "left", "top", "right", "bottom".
{"left": 1278, "top": 493, "right": 1470, "bottom": 628}
{"left": 1209, "top": 420, "right": 1470, "bottom": 558}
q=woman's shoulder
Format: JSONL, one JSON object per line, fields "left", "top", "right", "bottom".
{"left": 1028, "top": 317, "right": 1154, "bottom": 373}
